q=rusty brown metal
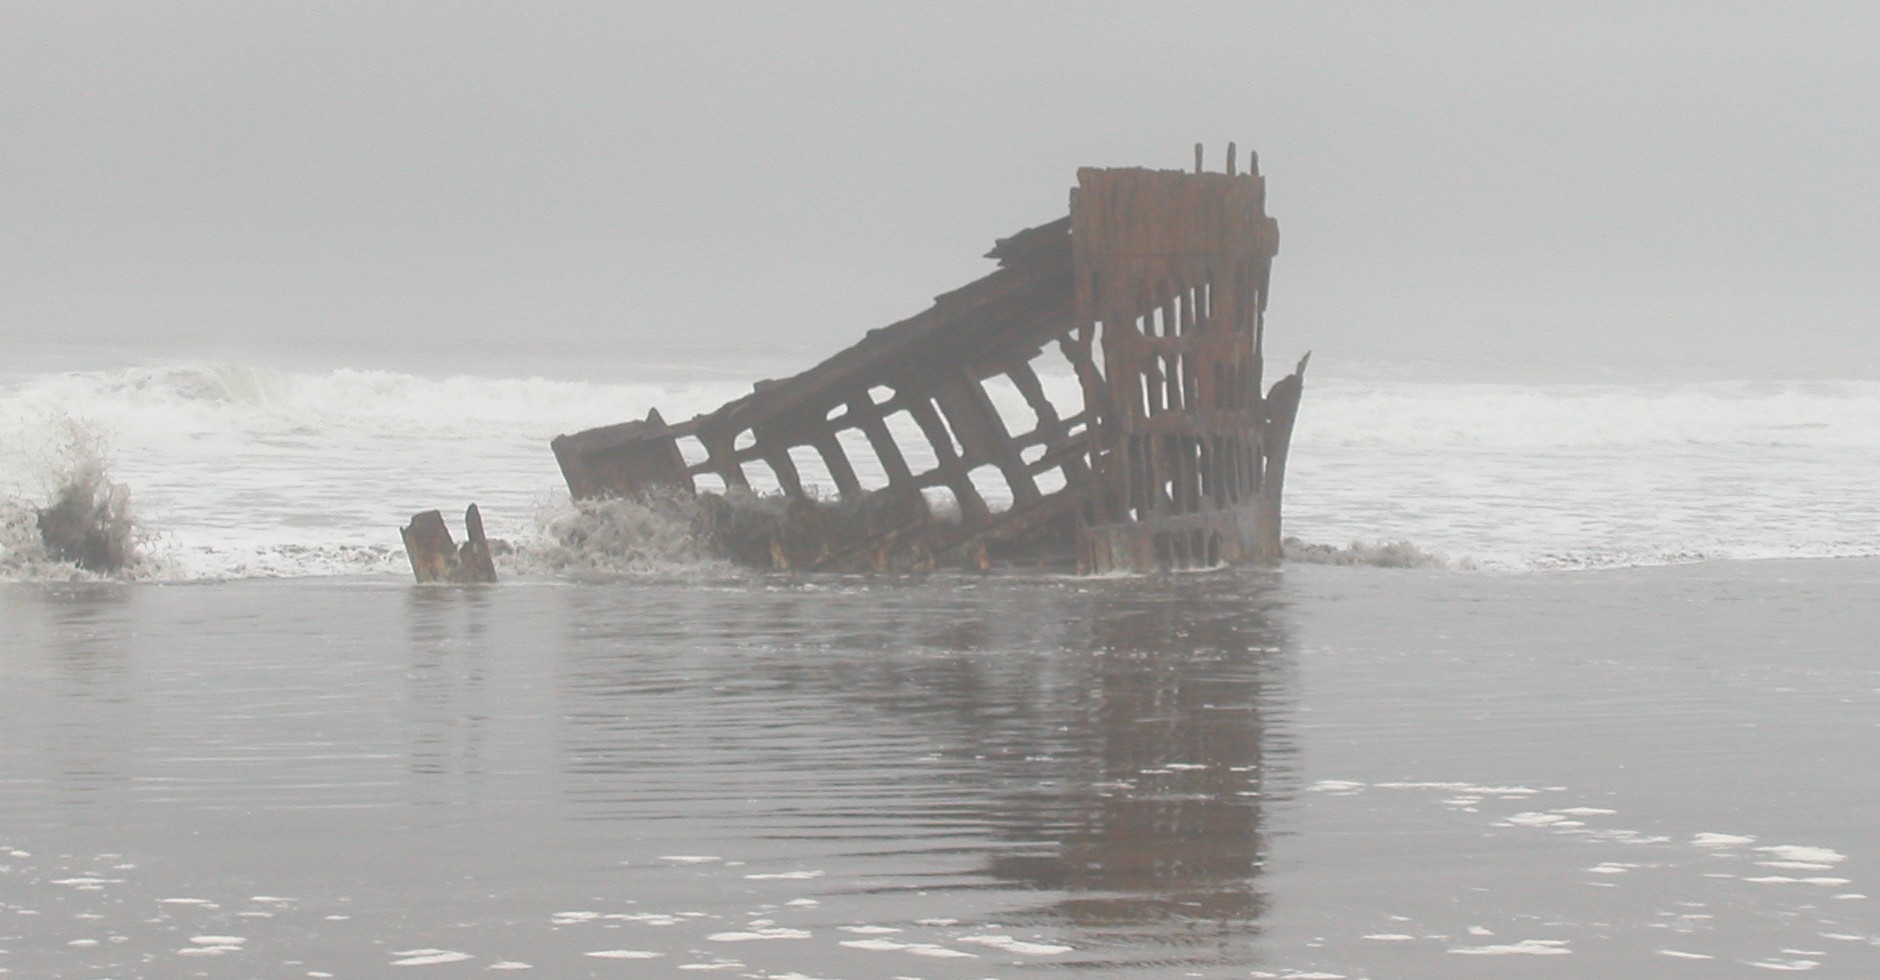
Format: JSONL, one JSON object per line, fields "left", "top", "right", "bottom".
{"left": 400, "top": 504, "right": 498, "bottom": 583}
{"left": 551, "top": 149, "right": 1306, "bottom": 573}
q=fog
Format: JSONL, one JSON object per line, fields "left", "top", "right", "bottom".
{"left": 4, "top": 2, "right": 1875, "bottom": 378}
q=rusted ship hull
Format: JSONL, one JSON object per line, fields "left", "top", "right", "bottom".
{"left": 553, "top": 148, "right": 1305, "bottom": 574}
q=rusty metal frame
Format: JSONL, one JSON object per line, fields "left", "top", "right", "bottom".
{"left": 552, "top": 146, "right": 1306, "bottom": 574}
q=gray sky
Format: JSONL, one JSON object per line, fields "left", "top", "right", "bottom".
{"left": 3, "top": 2, "right": 1876, "bottom": 378}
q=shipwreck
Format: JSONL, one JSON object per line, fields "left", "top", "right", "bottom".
{"left": 552, "top": 145, "right": 1306, "bottom": 575}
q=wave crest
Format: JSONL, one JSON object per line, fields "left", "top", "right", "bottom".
{"left": 104, "top": 363, "right": 293, "bottom": 407}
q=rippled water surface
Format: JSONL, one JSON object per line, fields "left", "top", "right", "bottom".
{"left": 3, "top": 570, "right": 1289, "bottom": 978}
{"left": 4, "top": 561, "right": 1879, "bottom": 977}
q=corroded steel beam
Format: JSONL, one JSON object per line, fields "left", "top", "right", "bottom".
{"left": 552, "top": 148, "right": 1305, "bottom": 573}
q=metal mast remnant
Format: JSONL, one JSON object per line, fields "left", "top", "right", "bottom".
{"left": 552, "top": 146, "right": 1307, "bottom": 574}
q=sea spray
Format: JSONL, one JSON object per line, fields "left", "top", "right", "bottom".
{"left": 1282, "top": 537, "right": 1463, "bottom": 569}
{"left": 516, "top": 491, "right": 728, "bottom": 576}
{"left": 0, "top": 419, "right": 151, "bottom": 578}
{"left": 0, "top": 499, "right": 48, "bottom": 575}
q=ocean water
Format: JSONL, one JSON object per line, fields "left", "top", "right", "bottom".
{"left": 5, "top": 355, "right": 1880, "bottom": 578}
{"left": 4, "top": 347, "right": 1880, "bottom": 978}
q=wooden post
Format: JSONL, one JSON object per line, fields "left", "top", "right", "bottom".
{"left": 459, "top": 504, "right": 498, "bottom": 583}
{"left": 400, "top": 504, "right": 498, "bottom": 583}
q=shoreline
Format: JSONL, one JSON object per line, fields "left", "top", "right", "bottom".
{"left": 7, "top": 549, "right": 1880, "bottom": 589}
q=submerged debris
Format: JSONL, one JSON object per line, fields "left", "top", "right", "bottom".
{"left": 554, "top": 146, "right": 1307, "bottom": 574}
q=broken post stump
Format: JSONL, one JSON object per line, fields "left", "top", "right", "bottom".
{"left": 400, "top": 504, "right": 498, "bottom": 584}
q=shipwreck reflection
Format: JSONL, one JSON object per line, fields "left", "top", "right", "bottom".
{"left": 551, "top": 569, "right": 1291, "bottom": 951}
{"left": 401, "top": 586, "right": 496, "bottom": 799}
{"left": 1002, "top": 584, "right": 1279, "bottom": 934}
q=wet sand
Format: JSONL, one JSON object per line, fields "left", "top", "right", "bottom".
{"left": 2, "top": 560, "right": 1876, "bottom": 977}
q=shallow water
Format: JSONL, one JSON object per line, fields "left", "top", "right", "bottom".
{"left": 4, "top": 560, "right": 1878, "bottom": 977}
{"left": 2, "top": 569, "right": 1287, "bottom": 978}
{"left": 1263, "top": 559, "right": 1880, "bottom": 976}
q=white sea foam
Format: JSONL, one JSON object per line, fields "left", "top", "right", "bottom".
{"left": 11, "top": 364, "right": 1880, "bottom": 577}
{"left": 840, "top": 938, "right": 910, "bottom": 951}
{"left": 708, "top": 928, "right": 811, "bottom": 941}
{"left": 956, "top": 934, "right": 1073, "bottom": 955}
{"left": 1448, "top": 938, "right": 1571, "bottom": 955}
{"left": 1371, "top": 782, "right": 1543, "bottom": 795}
{"left": 1288, "top": 377, "right": 1880, "bottom": 569}
{"left": 0, "top": 363, "right": 749, "bottom": 581}
{"left": 1694, "top": 833, "right": 1757, "bottom": 848}
{"left": 606, "top": 912, "right": 680, "bottom": 925}
{"left": 390, "top": 949, "right": 473, "bottom": 965}
{"left": 1758, "top": 845, "right": 1846, "bottom": 866}
{"left": 1504, "top": 812, "right": 1576, "bottom": 827}
{"left": 903, "top": 944, "right": 977, "bottom": 958}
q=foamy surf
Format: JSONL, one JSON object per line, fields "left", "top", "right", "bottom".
{"left": 7, "top": 362, "right": 1880, "bottom": 578}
